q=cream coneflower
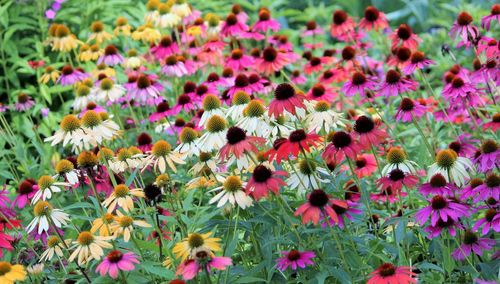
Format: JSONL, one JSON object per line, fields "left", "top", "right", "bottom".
{"left": 39, "top": 66, "right": 60, "bottom": 84}
{"left": 154, "top": 3, "right": 181, "bottom": 28}
{"left": 102, "top": 184, "right": 145, "bottom": 213}
{"left": 113, "top": 17, "right": 132, "bottom": 36}
{"left": 40, "top": 236, "right": 71, "bottom": 262}
{"left": 88, "top": 21, "right": 113, "bottom": 44}
{"left": 175, "top": 127, "right": 200, "bottom": 158}
{"left": 109, "top": 147, "right": 146, "bottom": 174}
{"left": 81, "top": 111, "right": 121, "bottom": 146}
{"left": 51, "top": 24, "right": 81, "bottom": 52}
{"left": 32, "top": 175, "right": 69, "bottom": 204}
{"left": 144, "top": 140, "right": 186, "bottom": 173}
{"left": 189, "top": 152, "right": 218, "bottom": 176}
{"left": 428, "top": 149, "right": 474, "bottom": 187}
{"left": 131, "top": 23, "right": 161, "bottom": 44}
{"left": 110, "top": 212, "right": 151, "bottom": 242}
{"left": 197, "top": 115, "right": 228, "bottom": 152}
{"left": 44, "top": 115, "right": 85, "bottom": 147}
{"left": 171, "top": 0, "right": 191, "bottom": 18}
{"left": 79, "top": 44, "right": 102, "bottom": 62}
{"left": 73, "top": 84, "right": 93, "bottom": 111}
{"left": 91, "top": 213, "right": 115, "bottom": 237}
{"left": 173, "top": 232, "right": 221, "bottom": 261}
{"left": 68, "top": 231, "right": 113, "bottom": 265}
{"left": 123, "top": 49, "right": 142, "bottom": 69}
{"left": 26, "top": 201, "right": 69, "bottom": 234}
{"left": 382, "top": 147, "right": 419, "bottom": 176}
{"left": 199, "top": 95, "right": 226, "bottom": 127}
{"left": 209, "top": 176, "right": 253, "bottom": 209}
{"left": 91, "top": 78, "right": 125, "bottom": 103}
{"left": 286, "top": 160, "right": 329, "bottom": 193}
{"left": 53, "top": 159, "right": 79, "bottom": 185}
{"left": 226, "top": 91, "right": 251, "bottom": 121}
{"left": 26, "top": 263, "right": 44, "bottom": 276}
{"left": 237, "top": 100, "right": 271, "bottom": 138}
{"left": 305, "top": 101, "right": 346, "bottom": 134}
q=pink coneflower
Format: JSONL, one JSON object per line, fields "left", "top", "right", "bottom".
{"left": 276, "top": 250, "right": 315, "bottom": 271}
{"left": 57, "top": 65, "right": 87, "bottom": 86}
{"left": 192, "top": 84, "right": 218, "bottom": 105}
{"left": 171, "top": 94, "right": 196, "bottom": 115}
{"left": 388, "top": 46, "right": 411, "bottom": 68}
{"left": 12, "top": 179, "right": 37, "bottom": 209}
{"left": 359, "top": 6, "right": 388, "bottom": 31}
{"left": 474, "top": 208, "right": 500, "bottom": 235}
{"left": 247, "top": 73, "right": 267, "bottom": 94}
{"left": 304, "top": 56, "right": 324, "bottom": 75}
{"left": 268, "top": 83, "right": 305, "bottom": 118}
{"left": 460, "top": 178, "right": 483, "bottom": 201}
{"left": 395, "top": 97, "right": 426, "bottom": 122}
{"left": 306, "top": 84, "right": 336, "bottom": 102}
{"left": 424, "top": 218, "right": 465, "bottom": 238}
{"left": 149, "top": 101, "right": 171, "bottom": 122}
{"left": 231, "top": 4, "right": 248, "bottom": 23}
{"left": 403, "top": 51, "right": 435, "bottom": 75}
{"left": 323, "top": 200, "right": 362, "bottom": 228}
{"left": 98, "top": 45, "right": 123, "bottom": 66}
{"left": 150, "top": 36, "right": 179, "bottom": 60}
{"left": 246, "top": 165, "right": 287, "bottom": 200}
{"left": 290, "top": 70, "right": 307, "bottom": 85}
{"left": 483, "top": 113, "right": 500, "bottom": 132}
{"left": 96, "top": 250, "right": 139, "bottom": 279}
{"left": 136, "top": 132, "right": 153, "bottom": 153}
{"left": 273, "top": 129, "right": 322, "bottom": 162}
{"left": 303, "top": 20, "right": 323, "bottom": 36}
{"left": 323, "top": 131, "right": 361, "bottom": 163}
{"left": 377, "top": 169, "right": 419, "bottom": 192}
{"left": 219, "top": 126, "right": 265, "bottom": 161}
{"left": 162, "top": 55, "right": 188, "bottom": 77}
{"left": 367, "top": 263, "right": 416, "bottom": 284}
{"left": 176, "top": 250, "right": 232, "bottom": 280}
{"left": 451, "top": 230, "right": 495, "bottom": 261}
{"left": 128, "top": 75, "right": 162, "bottom": 105}
{"left": 476, "top": 38, "right": 498, "bottom": 59}
{"left": 255, "top": 46, "right": 289, "bottom": 75}
{"left": 353, "top": 116, "right": 388, "bottom": 148}
{"left": 220, "top": 68, "right": 235, "bottom": 87}
{"left": 450, "top": 12, "right": 479, "bottom": 43}
{"left": 415, "top": 195, "right": 470, "bottom": 226}
{"left": 204, "top": 72, "right": 224, "bottom": 89}
{"left": 228, "top": 74, "right": 253, "bottom": 96}
{"left": 448, "top": 134, "right": 478, "bottom": 158}
{"left": 165, "top": 118, "right": 188, "bottom": 136}
{"left": 225, "top": 49, "right": 254, "bottom": 71}
{"left": 390, "top": 24, "right": 422, "bottom": 50}
{"left": 471, "top": 173, "right": 499, "bottom": 202}
{"left": 378, "top": 69, "right": 417, "bottom": 97}
{"left": 295, "top": 189, "right": 347, "bottom": 225}
{"left": 481, "top": 4, "right": 500, "bottom": 30}
{"left": 347, "top": 154, "right": 377, "bottom": 178}
{"left": 474, "top": 140, "right": 499, "bottom": 172}
{"left": 14, "top": 93, "right": 35, "bottom": 111}
{"left": 442, "top": 76, "right": 478, "bottom": 102}
{"left": 419, "top": 174, "right": 457, "bottom": 196}
{"left": 330, "top": 10, "right": 356, "bottom": 38}
{"left": 342, "top": 71, "right": 377, "bottom": 97}
{"left": 252, "top": 9, "right": 280, "bottom": 33}
{"left": 220, "top": 13, "right": 248, "bottom": 37}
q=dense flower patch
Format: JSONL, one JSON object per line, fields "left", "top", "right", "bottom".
{"left": 0, "top": 0, "right": 499, "bottom": 283}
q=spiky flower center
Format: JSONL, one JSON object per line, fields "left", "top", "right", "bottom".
{"left": 232, "top": 91, "right": 250, "bottom": 105}
{"left": 333, "top": 10, "right": 347, "bottom": 25}
{"left": 378, "top": 263, "right": 396, "bottom": 277}
{"left": 385, "top": 70, "right": 401, "bottom": 84}
{"left": 114, "top": 184, "right": 130, "bottom": 198}
{"left": 435, "top": 149, "right": 457, "bottom": 168}
{"left": 430, "top": 174, "right": 447, "bottom": 187}
{"left": 244, "top": 100, "right": 265, "bottom": 117}
{"left": 38, "top": 175, "right": 54, "bottom": 190}
{"left": 77, "top": 231, "right": 94, "bottom": 246}
{"left": 77, "top": 151, "right": 98, "bottom": 168}
{"left": 481, "top": 140, "right": 498, "bottom": 154}
{"left": 386, "top": 147, "right": 406, "bottom": 164}
{"left": 47, "top": 236, "right": 60, "bottom": 247}
{"left": 34, "top": 201, "right": 52, "bottom": 216}
{"left": 60, "top": 115, "right": 81, "bottom": 132}
{"left": 431, "top": 195, "right": 447, "bottom": 210}
{"left": 188, "top": 233, "right": 204, "bottom": 248}
{"left": 223, "top": 176, "right": 242, "bottom": 192}
{"left": 364, "top": 6, "right": 380, "bottom": 21}
{"left": 155, "top": 174, "right": 169, "bottom": 187}
{"left": 308, "top": 189, "right": 329, "bottom": 207}
{"left": 287, "top": 250, "right": 301, "bottom": 261}
{"left": 180, "top": 127, "right": 198, "bottom": 144}
{"left": 81, "top": 110, "right": 102, "bottom": 128}
{"left": 202, "top": 94, "right": 221, "bottom": 111}
{"left": 226, "top": 126, "right": 246, "bottom": 145}
{"left": 98, "top": 148, "right": 114, "bottom": 161}
{"left": 118, "top": 216, "right": 134, "bottom": 227}
{"left": 314, "top": 101, "right": 330, "bottom": 112}
{"left": 332, "top": 131, "right": 351, "bottom": 148}
{"left": 299, "top": 159, "right": 316, "bottom": 175}
{"left": 91, "top": 21, "right": 104, "bottom": 33}
{"left": 354, "top": 115, "right": 375, "bottom": 134}
{"left": 463, "top": 230, "right": 478, "bottom": 245}
{"left": 0, "top": 262, "right": 12, "bottom": 276}
{"left": 56, "top": 159, "right": 74, "bottom": 174}
{"left": 485, "top": 173, "right": 499, "bottom": 188}
{"left": 457, "top": 12, "right": 473, "bottom": 26}
{"left": 206, "top": 115, "right": 227, "bottom": 133}
{"left": 107, "top": 250, "right": 124, "bottom": 263}
{"left": 152, "top": 140, "right": 172, "bottom": 157}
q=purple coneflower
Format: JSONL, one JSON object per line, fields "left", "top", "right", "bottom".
{"left": 473, "top": 209, "right": 500, "bottom": 235}
{"left": 395, "top": 97, "right": 426, "bottom": 122}
{"left": 98, "top": 45, "right": 123, "bottom": 66}
{"left": 96, "top": 250, "right": 139, "bottom": 279}
{"left": 378, "top": 70, "right": 417, "bottom": 97}
{"left": 474, "top": 140, "right": 499, "bottom": 172}
{"left": 342, "top": 71, "right": 377, "bottom": 97}
{"left": 451, "top": 230, "right": 495, "bottom": 260}
{"left": 15, "top": 93, "right": 35, "bottom": 111}
{"left": 276, "top": 250, "right": 315, "bottom": 271}
{"left": 415, "top": 195, "right": 469, "bottom": 226}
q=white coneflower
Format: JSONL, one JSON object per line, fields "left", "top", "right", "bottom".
{"left": 122, "top": 49, "right": 142, "bottom": 69}
{"left": 27, "top": 263, "right": 44, "bottom": 276}
{"left": 268, "top": 115, "right": 293, "bottom": 138}
{"left": 237, "top": 100, "right": 271, "bottom": 138}
{"left": 81, "top": 110, "right": 120, "bottom": 146}
{"left": 199, "top": 95, "right": 226, "bottom": 127}
{"left": 226, "top": 91, "right": 251, "bottom": 121}
{"left": 286, "top": 160, "right": 328, "bottom": 194}
{"left": 382, "top": 147, "right": 419, "bottom": 175}
{"left": 428, "top": 149, "right": 474, "bottom": 187}
{"left": 209, "top": 176, "right": 253, "bottom": 209}
{"left": 88, "top": 21, "right": 113, "bottom": 44}
{"left": 44, "top": 114, "right": 85, "bottom": 147}
{"left": 305, "top": 100, "right": 346, "bottom": 134}
{"left": 53, "top": 159, "right": 79, "bottom": 185}
{"left": 32, "top": 176, "right": 69, "bottom": 204}
{"left": 189, "top": 152, "right": 218, "bottom": 176}
{"left": 91, "top": 78, "right": 125, "bottom": 104}
{"left": 197, "top": 115, "right": 228, "bottom": 152}
{"left": 109, "top": 147, "right": 146, "bottom": 174}
{"left": 73, "top": 84, "right": 93, "bottom": 111}
{"left": 171, "top": 0, "right": 191, "bottom": 18}
{"left": 110, "top": 212, "right": 151, "bottom": 242}
{"left": 26, "top": 201, "right": 69, "bottom": 234}
{"left": 175, "top": 127, "right": 200, "bottom": 158}
{"left": 154, "top": 3, "right": 181, "bottom": 28}
{"left": 102, "top": 184, "right": 144, "bottom": 213}
{"left": 40, "top": 236, "right": 71, "bottom": 262}
{"left": 69, "top": 231, "right": 113, "bottom": 265}
{"left": 205, "top": 13, "right": 221, "bottom": 38}
{"left": 144, "top": 140, "right": 185, "bottom": 173}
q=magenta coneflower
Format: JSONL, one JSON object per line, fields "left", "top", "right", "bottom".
{"left": 252, "top": 9, "right": 280, "bottom": 33}
{"left": 150, "top": 36, "right": 179, "bottom": 60}
{"left": 290, "top": 70, "right": 307, "bottom": 85}
{"left": 481, "top": 4, "right": 500, "bottom": 30}
{"left": 176, "top": 249, "right": 232, "bottom": 280}
{"left": 450, "top": 12, "right": 479, "bottom": 43}
{"left": 149, "top": 101, "right": 172, "bottom": 122}
{"left": 136, "top": 132, "right": 153, "bottom": 153}
{"left": 395, "top": 97, "right": 426, "bottom": 122}
{"left": 323, "top": 131, "right": 360, "bottom": 163}
{"left": 451, "top": 230, "right": 495, "bottom": 260}
{"left": 255, "top": 46, "right": 289, "bottom": 75}
{"left": 295, "top": 189, "right": 346, "bottom": 225}
{"left": 473, "top": 208, "right": 500, "bottom": 235}
{"left": 471, "top": 173, "right": 499, "bottom": 202}
{"left": 219, "top": 126, "right": 265, "bottom": 161}
{"left": 367, "top": 263, "right": 416, "bottom": 284}
{"left": 225, "top": 49, "right": 254, "bottom": 71}
{"left": 330, "top": 10, "right": 356, "bottom": 38}
{"left": 95, "top": 250, "right": 139, "bottom": 279}
{"left": 128, "top": 75, "right": 162, "bottom": 105}
{"left": 419, "top": 173, "right": 457, "bottom": 196}
{"left": 403, "top": 51, "right": 435, "bottom": 75}
{"left": 306, "top": 84, "right": 336, "bottom": 102}
{"left": 424, "top": 218, "right": 465, "bottom": 238}
{"left": 14, "top": 93, "right": 35, "bottom": 111}
{"left": 268, "top": 83, "right": 305, "bottom": 118}
{"left": 477, "top": 38, "right": 498, "bottom": 59}
{"left": 342, "top": 71, "right": 377, "bottom": 97}
{"left": 353, "top": 115, "right": 388, "bottom": 148}
{"left": 474, "top": 140, "right": 499, "bottom": 172}
{"left": 247, "top": 73, "right": 267, "bottom": 94}
{"left": 302, "top": 20, "right": 323, "bottom": 37}
{"left": 390, "top": 24, "right": 422, "bottom": 50}
{"left": 379, "top": 69, "right": 417, "bottom": 97}
{"left": 171, "top": 94, "right": 196, "bottom": 115}
{"left": 57, "top": 65, "right": 87, "bottom": 86}
{"left": 377, "top": 169, "right": 419, "bottom": 192}
{"left": 448, "top": 134, "right": 478, "bottom": 158}
{"left": 220, "top": 13, "right": 248, "bottom": 37}
{"left": 228, "top": 74, "right": 253, "bottom": 96}
{"left": 162, "top": 55, "right": 188, "bottom": 77}
{"left": 323, "top": 200, "right": 361, "bottom": 228}
{"left": 441, "top": 76, "right": 478, "bottom": 102}
{"left": 204, "top": 72, "right": 224, "bottom": 89}
{"left": 276, "top": 250, "right": 315, "bottom": 271}
{"left": 98, "top": 45, "right": 123, "bottom": 66}
{"left": 359, "top": 6, "right": 388, "bottom": 31}
{"left": 415, "top": 195, "right": 470, "bottom": 226}
{"left": 12, "top": 179, "right": 37, "bottom": 209}
{"left": 246, "top": 165, "right": 287, "bottom": 200}
{"left": 231, "top": 4, "right": 248, "bottom": 23}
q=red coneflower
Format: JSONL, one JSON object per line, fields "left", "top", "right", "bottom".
{"left": 304, "top": 56, "right": 323, "bottom": 75}
{"left": 359, "top": 6, "right": 389, "bottom": 31}
{"left": 367, "top": 263, "right": 416, "bottom": 284}
{"left": 274, "top": 129, "right": 322, "bottom": 163}
{"left": 330, "top": 10, "right": 356, "bottom": 39}
{"left": 377, "top": 168, "right": 419, "bottom": 192}
{"left": 322, "top": 131, "right": 361, "bottom": 163}
{"left": 390, "top": 24, "right": 422, "bottom": 50}
{"left": 306, "top": 83, "right": 337, "bottom": 102}
{"left": 294, "top": 189, "right": 347, "bottom": 225}
{"left": 268, "top": 83, "right": 305, "bottom": 118}
{"left": 353, "top": 115, "right": 388, "bottom": 149}
{"left": 255, "top": 46, "right": 289, "bottom": 75}
{"left": 219, "top": 126, "right": 266, "bottom": 161}
{"left": 246, "top": 165, "right": 288, "bottom": 200}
